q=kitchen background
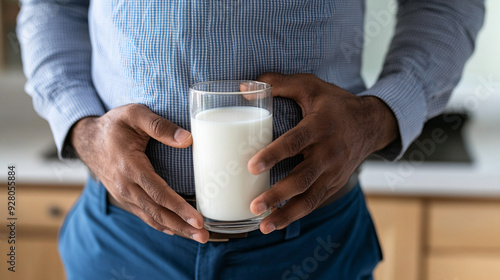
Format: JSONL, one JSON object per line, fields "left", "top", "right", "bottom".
{"left": 0, "top": 0, "right": 499, "bottom": 279}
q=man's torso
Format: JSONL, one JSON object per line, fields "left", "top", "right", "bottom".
{"left": 88, "top": 0, "right": 367, "bottom": 194}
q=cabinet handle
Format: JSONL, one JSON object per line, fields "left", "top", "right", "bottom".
{"left": 48, "top": 206, "right": 63, "bottom": 218}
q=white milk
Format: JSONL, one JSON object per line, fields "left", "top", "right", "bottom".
{"left": 191, "top": 106, "right": 273, "bottom": 221}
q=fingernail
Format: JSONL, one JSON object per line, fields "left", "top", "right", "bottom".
{"left": 253, "top": 202, "right": 267, "bottom": 215}
{"left": 187, "top": 218, "right": 200, "bottom": 229}
{"left": 255, "top": 162, "right": 267, "bottom": 174}
{"left": 264, "top": 223, "right": 276, "bottom": 234}
{"left": 192, "top": 233, "right": 201, "bottom": 242}
{"left": 174, "top": 129, "right": 191, "bottom": 143}
{"left": 240, "top": 83, "right": 249, "bottom": 92}
{"left": 163, "top": 229, "right": 174, "bottom": 236}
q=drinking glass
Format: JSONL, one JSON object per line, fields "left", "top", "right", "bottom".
{"left": 190, "top": 80, "right": 273, "bottom": 233}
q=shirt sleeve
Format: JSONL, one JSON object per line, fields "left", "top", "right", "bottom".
{"left": 17, "top": 0, "right": 105, "bottom": 159}
{"left": 357, "top": 0, "right": 485, "bottom": 160}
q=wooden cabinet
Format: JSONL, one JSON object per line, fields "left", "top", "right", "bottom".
{"left": 0, "top": 185, "right": 82, "bottom": 280}
{"left": 426, "top": 199, "right": 500, "bottom": 280}
{"left": 366, "top": 197, "right": 423, "bottom": 280}
{"left": 366, "top": 196, "right": 500, "bottom": 280}
{"left": 426, "top": 253, "right": 500, "bottom": 280}
{"left": 427, "top": 200, "right": 500, "bottom": 250}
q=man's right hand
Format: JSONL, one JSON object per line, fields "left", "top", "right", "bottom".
{"left": 70, "top": 104, "right": 209, "bottom": 243}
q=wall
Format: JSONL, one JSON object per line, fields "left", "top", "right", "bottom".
{"left": 361, "top": 0, "right": 500, "bottom": 125}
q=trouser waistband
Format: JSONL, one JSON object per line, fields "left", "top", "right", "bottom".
{"left": 108, "top": 169, "right": 360, "bottom": 241}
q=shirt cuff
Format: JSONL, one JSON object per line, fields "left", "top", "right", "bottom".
{"left": 357, "top": 73, "right": 427, "bottom": 161}
{"left": 44, "top": 86, "right": 106, "bottom": 160}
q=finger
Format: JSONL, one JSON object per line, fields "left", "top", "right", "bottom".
{"left": 128, "top": 203, "right": 209, "bottom": 243}
{"left": 257, "top": 73, "right": 318, "bottom": 101}
{"left": 124, "top": 182, "right": 208, "bottom": 241}
{"left": 259, "top": 176, "right": 331, "bottom": 234}
{"left": 126, "top": 203, "right": 174, "bottom": 235}
{"left": 248, "top": 116, "right": 317, "bottom": 175}
{"left": 240, "top": 81, "right": 271, "bottom": 101}
{"left": 239, "top": 81, "right": 252, "bottom": 92}
{"left": 126, "top": 104, "right": 192, "bottom": 148}
{"left": 250, "top": 159, "right": 325, "bottom": 215}
{"left": 123, "top": 153, "right": 205, "bottom": 229}
{"left": 256, "top": 73, "right": 291, "bottom": 97}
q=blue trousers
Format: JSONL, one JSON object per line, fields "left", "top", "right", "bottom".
{"left": 58, "top": 177, "right": 382, "bottom": 280}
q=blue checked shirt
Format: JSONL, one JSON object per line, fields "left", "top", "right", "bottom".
{"left": 18, "top": 0, "right": 484, "bottom": 194}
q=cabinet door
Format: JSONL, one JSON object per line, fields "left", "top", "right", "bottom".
{"left": 0, "top": 234, "right": 66, "bottom": 280}
{"left": 365, "top": 197, "right": 423, "bottom": 280}
{"left": 0, "top": 185, "right": 82, "bottom": 280}
{"left": 426, "top": 199, "right": 500, "bottom": 280}
{"left": 428, "top": 200, "right": 500, "bottom": 250}
{"left": 427, "top": 253, "right": 500, "bottom": 280}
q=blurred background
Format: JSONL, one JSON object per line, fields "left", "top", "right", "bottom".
{"left": 0, "top": 0, "right": 499, "bottom": 279}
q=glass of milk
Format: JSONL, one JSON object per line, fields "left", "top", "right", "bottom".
{"left": 190, "top": 80, "right": 273, "bottom": 233}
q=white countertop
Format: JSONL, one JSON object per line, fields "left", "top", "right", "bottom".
{"left": 0, "top": 124, "right": 88, "bottom": 185}
{"left": 360, "top": 122, "right": 500, "bottom": 197}
{"left": 1, "top": 72, "right": 499, "bottom": 196}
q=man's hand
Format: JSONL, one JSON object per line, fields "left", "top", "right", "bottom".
{"left": 248, "top": 73, "right": 398, "bottom": 234}
{"left": 70, "top": 104, "right": 209, "bottom": 243}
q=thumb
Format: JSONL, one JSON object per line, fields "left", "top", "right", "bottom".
{"left": 257, "top": 73, "right": 314, "bottom": 102}
{"left": 256, "top": 73, "right": 291, "bottom": 97}
{"left": 130, "top": 104, "right": 192, "bottom": 148}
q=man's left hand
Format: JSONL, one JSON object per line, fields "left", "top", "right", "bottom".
{"left": 248, "top": 73, "right": 399, "bottom": 234}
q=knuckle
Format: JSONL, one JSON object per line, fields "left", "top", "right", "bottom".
{"left": 119, "top": 104, "right": 141, "bottom": 120}
{"left": 302, "top": 193, "right": 320, "bottom": 212}
{"left": 134, "top": 202, "right": 165, "bottom": 229}
{"left": 147, "top": 188, "right": 164, "bottom": 205}
{"left": 140, "top": 173, "right": 166, "bottom": 204}
{"left": 275, "top": 212, "right": 292, "bottom": 228}
{"left": 109, "top": 104, "right": 144, "bottom": 129}
{"left": 149, "top": 115, "right": 167, "bottom": 138}
{"left": 148, "top": 207, "right": 165, "bottom": 225}
{"left": 267, "top": 191, "right": 283, "bottom": 208}
{"left": 171, "top": 201, "right": 188, "bottom": 216}
{"left": 293, "top": 170, "right": 316, "bottom": 191}
{"left": 137, "top": 195, "right": 148, "bottom": 211}
{"left": 116, "top": 158, "right": 131, "bottom": 174}
{"left": 283, "top": 128, "right": 310, "bottom": 155}
{"left": 114, "top": 181, "right": 130, "bottom": 198}
{"left": 137, "top": 196, "right": 151, "bottom": 217}
{"left": 290, "top": 162, "right": 321, "bottom": 191}
{"left": 304, "top": 183, "right": 328, "bottom": 213}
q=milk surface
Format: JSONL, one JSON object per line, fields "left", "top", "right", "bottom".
{"left": 192, "top": 106, "right": 272, "bottom": 221}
